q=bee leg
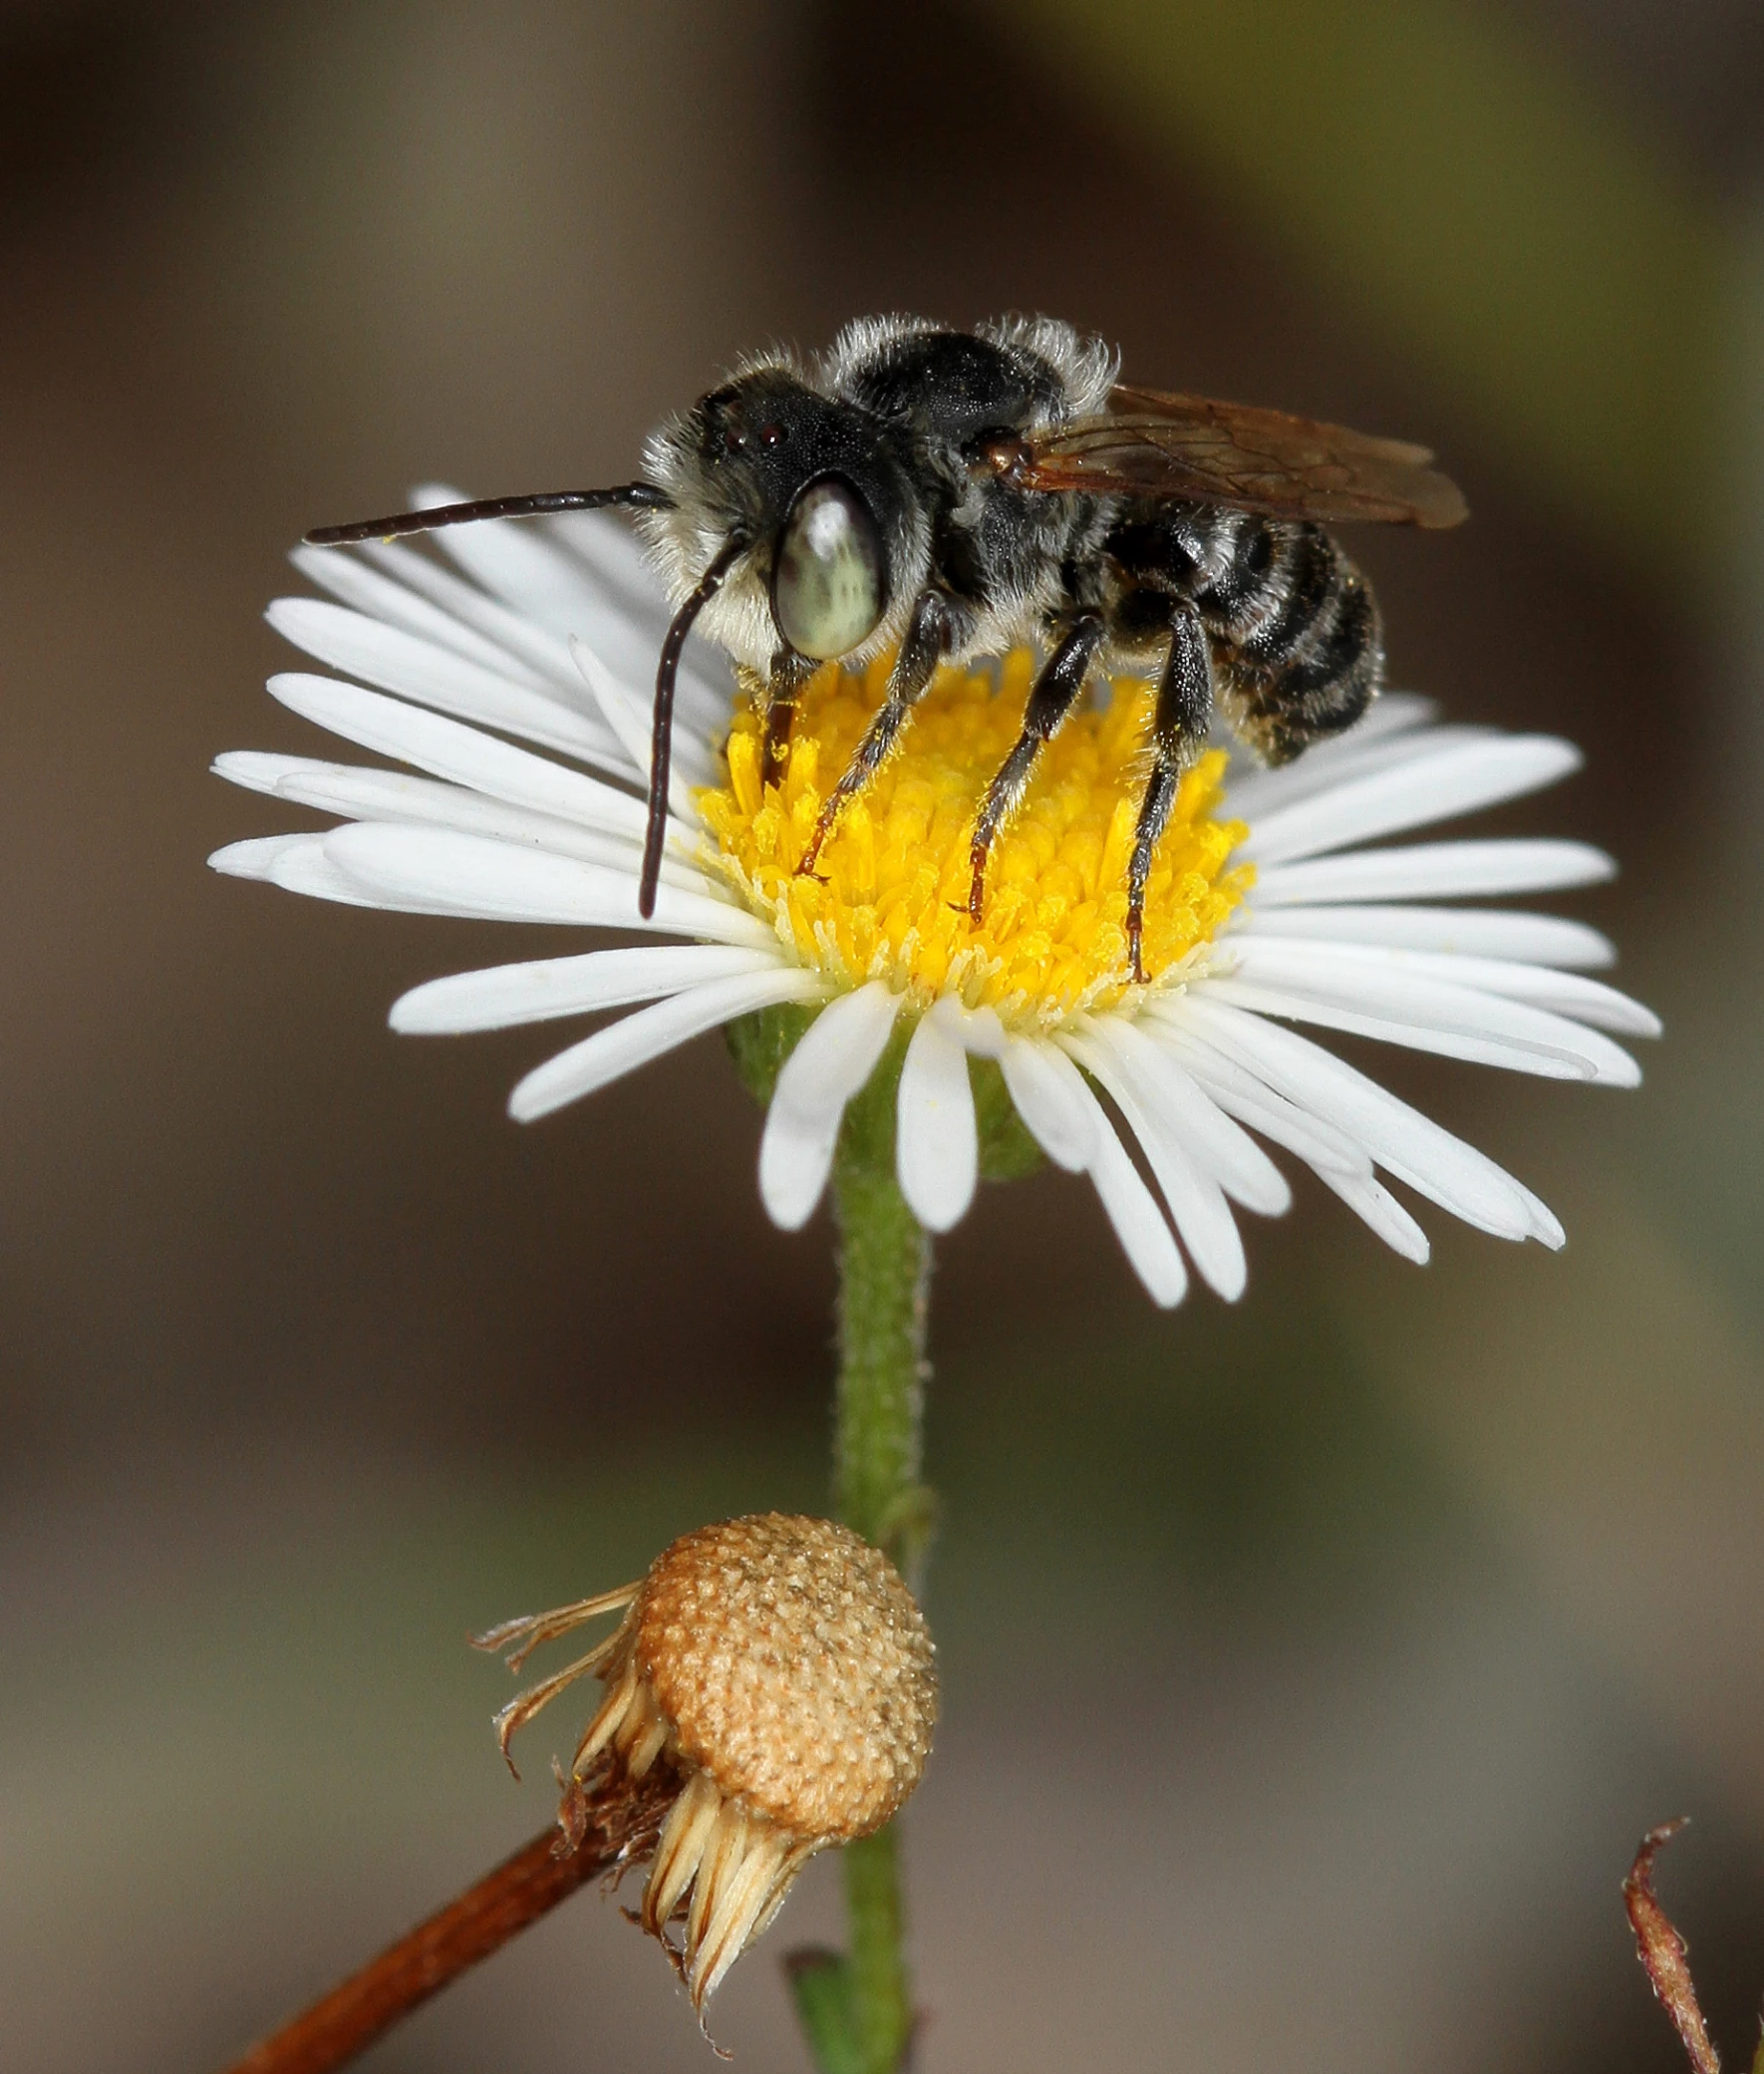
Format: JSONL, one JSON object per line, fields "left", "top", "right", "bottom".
{"left": 760, "top": 649, "right": 813, "bottom": 791}
{"left": 797, "top": 588, "right": 967, "bottom": 877}
{"left": 967, "top": 611, "right": 1106, "bottom": 923}
{"left": 761, "top": 701, "right": 795, "bottom": 789}
{"left": 1127, "top": 603, "right": 1213, "bottom": 984}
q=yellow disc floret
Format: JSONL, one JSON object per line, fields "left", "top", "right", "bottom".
{"left": 697, "top": 648, "right": 1253, "bottom": 1030}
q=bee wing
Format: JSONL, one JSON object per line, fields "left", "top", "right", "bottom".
{"left": 1005, "top": 385, "right": 1468, "bottom": 528}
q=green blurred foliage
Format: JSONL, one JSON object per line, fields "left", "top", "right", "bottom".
{"left": 991, "top": 0, "right": 1737, "bottom": 576}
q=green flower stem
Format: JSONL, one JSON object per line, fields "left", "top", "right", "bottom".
{"left": 835, "top": 1828, "right": 911, "bottom": 2074}
{"left": 726, "top": 1006, "right": 1041, "bottom": 2074}
{"left": 831, "top": 1073, "right": 932, "bottom": 1566}
{"left": 792, "top": 1053, "right": 930, "bottom": 2074}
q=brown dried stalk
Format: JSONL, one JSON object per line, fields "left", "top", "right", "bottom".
{"left": 218, "top": 1767, "right": 672, "bottom": 2074}
{"left": 1623, "top": 1818, "right": 1724, "bottom": 2074}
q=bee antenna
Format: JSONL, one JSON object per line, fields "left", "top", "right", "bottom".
{"left": 304, "top": 482, "right": 673, "bottom": 547}
{"left": 640, "top": 535, "right": 748, "bottom": 919}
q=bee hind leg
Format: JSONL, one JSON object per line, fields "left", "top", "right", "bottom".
{"left": 797, "top": 587, "right": 967, "bottom": 877}
{"left": 966, "top": 611, "right": 1106, "bottom": 923}
{"left": 1127, "top": 604, "right": 1213, "bottom": 984}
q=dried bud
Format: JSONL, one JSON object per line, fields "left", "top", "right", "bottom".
{"left": 477, "top": 1513, "right": 938, "bottom": 2008}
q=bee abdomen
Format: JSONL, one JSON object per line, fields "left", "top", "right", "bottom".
{"left": 1198, "top": 518, "right": 1383, "bottom": 763}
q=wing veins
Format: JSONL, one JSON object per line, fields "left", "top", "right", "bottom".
{"left": 1009, "top": 386, "right": 1468, "bottom": 528}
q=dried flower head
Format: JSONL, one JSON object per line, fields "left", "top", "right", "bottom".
{"left": 477, "top": 1513, "right": 938, "bottom": 2009}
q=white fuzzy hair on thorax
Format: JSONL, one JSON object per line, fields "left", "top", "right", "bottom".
{"left": 816, "top": 313, "right": 1118, "bottom": 423}
{"left": 975, "top": 314, "right": 1119, "bottom": 418}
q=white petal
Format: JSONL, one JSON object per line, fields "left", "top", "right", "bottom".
{"left": 543, "top": 508, "right": 735, "bottom": 732}
{"left": 1406, "top": 954, "right": 1654, "bottom": 1037}
{"left": 1062, "top": 1031, "right": 1247, "bottom": 1300}
{"left": 1515, "top": 1184, "right": 1566, "bottom": 1250}
{"left": 547, "top": 505, "right": 658, "bottom": 598}
{"left": 668, "top": 649, "right": 735, "bottom": 737}
{"left": 1228, "top": 690, "right": 1437, "bottom": 773}
{"left": 1197, "top": 971, "right": 1590, "bottom": 1081}
{"left": 1076, "top": 1085, "right": 1189, "bottom": 1308}
{"left": 896, "top": 1000, "right": 979, "bottom": 1233}
{"left": 213, "top": 750, "right": 707, "bottom": 889}
{"left": 570, "top": 637, "right": 710, "bottom": 816}
{"left": 1220, "top": 696, "right": 1445, "bottom": 820}
{"left": 1316, "top": 1167, "right": 1431, "bottom": 1263}
{"left": 417, "top": 485, "right": 735, "bottom": 738}
{"left": 210, "top": 832, "right": 394, "bottom": 909}
{"left": 1218, "top": 726, "right": 1500, "bottom": 829}
{"left": 266, "top": 597, "right": 622, "bottom": 770}
{"left": 1309, "top": 689, "right": 1438, "bottom": 741}
{"left": 1176, "top": 998, "right": 1551, "bottom": 1243}
{"left": 758, "top": 982, "right": 902, "bottom": 1230}
{"left": 291, "top": 542, "right": 558, "bottom": 691}
{"left": 1151, "top": 1023, "right": 1371, "bottom": 1178}
{"left": 563, "top": 591, "right": 734, "bottom": 742}
{"left": 1352, "top": 690, "right": 1438, "bottom": 732}
{"left": 1251, "top": 839, "right": 1614, "bottom": 907}
{"left": 215, "top": 831, "right": 381, "bottom": 914}
{"left": 1240, "top": 736, "right": 1582, "bottom": 867}
{"left": 414, "top": 482, "right": 628, "bottom": 640}
{"left": 321, "top": 822, "right": 771, "bottom": 944}
{"left": 998, "top": 1037, "right": 1097, "bottom": 1172}
{"left": 1005, "top": 1037, "right": 1189, "bottom": 1306}
{"left": 1079, "top": 1016, "right": 1291, "bottom": 1215}
{"left": 1235, "top": 903, "right": 1616, "bottom": 969}
{"left": 212, "top": 749, "right": 323, "bottom": 797}
{"left": 1200, "top": 950, "right": 1639, "bottom": 1084}
{"left": 1219, "top": 941, "right": 1645, "bottom": 1072}
{"left": 571, "top": 595, "right": 731, "bottom": 740}
{"left": 265, "top": 674, "right": 696, "bottom": 851}
{"left": 941, "top": 1000, "right": 1009, "bottom": 1058}
{"left": 1229, "top": 938, "right": 1657, "bottom": 1037}
{"left": 509, "top": 966, "right": 827, "bottom": 1121}
{"left": 209, "top": 832, "right": 309, "bottom": 877}
{"left": 355, "top": 540, "right": 585, "bottom": 693}
{"left": 391, "top": 944, "right": 782, "bottom": 1034}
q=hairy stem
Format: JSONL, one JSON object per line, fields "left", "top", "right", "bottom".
{"left": 791, "top": 1054, "right": 930, "bottom": 2074}
{"left": 838, "top": 1827, "right": 912, "bottom": 2074}
{"left": 832, "top": 1093, "right": 932, "bottom": 1568}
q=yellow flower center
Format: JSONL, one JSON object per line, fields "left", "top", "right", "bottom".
{"left": 697, "top": 648, "right": 1253, "bottom": 1031}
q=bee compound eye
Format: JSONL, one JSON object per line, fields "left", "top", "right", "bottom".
{"left": 771, "top": 475, "right": 887, "bottom": 661}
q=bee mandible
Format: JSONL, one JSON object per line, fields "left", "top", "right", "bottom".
{"left": 307, "top": 316, "right": 1466, "bottom": 981}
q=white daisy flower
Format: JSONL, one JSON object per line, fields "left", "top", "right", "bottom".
{"left": 211, "top": 489, "right": 1658, "bottom": 1309}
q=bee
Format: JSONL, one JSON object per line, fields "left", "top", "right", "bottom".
{"left": 307, "top": 316, "right": 1466, "bottom": 980}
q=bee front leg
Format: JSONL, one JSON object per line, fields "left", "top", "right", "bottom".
{"left": 967, "top": 610, "right": 1106, "bottom": 923}
{"left": 760, "top": 649, "right": 814, "bottom": 791}
{"left": 1127, "top": 603, "right": 1214, "bottom": 984}
{"left": 797, "top": 588, "right": 968, "bottom": 877}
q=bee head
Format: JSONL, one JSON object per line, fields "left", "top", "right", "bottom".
{"left": 639, "top": 363, "right": 921, "bottom": 675}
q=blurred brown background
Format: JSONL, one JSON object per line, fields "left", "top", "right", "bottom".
{"left": 3, "top": 2, "right": 1763, "bottom": 2069}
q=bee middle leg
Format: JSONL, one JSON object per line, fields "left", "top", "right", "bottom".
{"left": 966, "top": 610, "right": 1107, "bottom": 923}
{"left": 1127, "top": 602, "right": 1214, "bottom": 984}
{"left": 797, "top": 587, "right": 968, "bottom": 877}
